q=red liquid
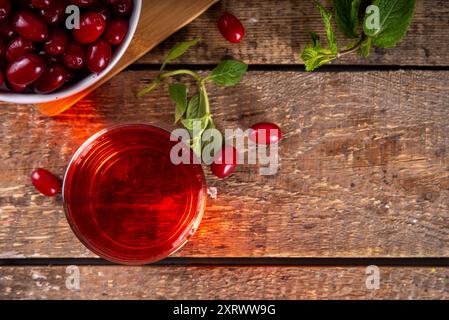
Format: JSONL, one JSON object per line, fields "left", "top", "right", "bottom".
{"left": 63, "top": 124, "right": 206, "bottom": 265}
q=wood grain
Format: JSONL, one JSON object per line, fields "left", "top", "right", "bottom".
{"left": 1, "top": 266, "right": 448, "bottom": 299}
{"left": 139, "top": 0, "right": 449, "bottom": 66}
{"left": 36, "top": 0, "right": 218, "bottom": 116}
{"left": 1, "top": 69, "right": 449, "bottom": 259}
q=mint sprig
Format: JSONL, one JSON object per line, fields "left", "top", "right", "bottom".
{"left": 301, "top": 0, "right": 416, "bottom": 71}
{"left": 137, "top": 40, "right": 247, "bottom": 156}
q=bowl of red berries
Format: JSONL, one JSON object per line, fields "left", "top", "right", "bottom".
{"left": 0, "top": 0, "right": 142, "bottom": 104}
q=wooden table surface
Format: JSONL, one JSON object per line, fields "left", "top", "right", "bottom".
{"left": 1, "top": 0, "right": 449, "bottom": 299}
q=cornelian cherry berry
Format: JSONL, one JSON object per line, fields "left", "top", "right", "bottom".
{"left": 111, "top": 0, "right": 133, "bottom": 16}
{"left": 69, "top": 0, "right": 96, "bottom": 7}
{"left": 31, "top": 168, "right": 62, "bottom": 197}
{"left": 7, "top": 81, "right": 27, "bottom": 92}
{"left": 44, "top": 28, "right": 68, "bottom": 55}
{"left": 73, "top": 12, "right": 106, "bottom": 44}
{"left": 34, "top": 64, "right": 68, "bottom": 93}
{"left": 62, "top": 41, "right": 85, "bottom": 69}
{"left": 91, "top": 1, "right": 110, "bottom": 21}
{"left": 12, "top": 10, "right": 49, "bottom": 42}
{"left": 86, "top": 38, "right": 111, "bottom": 72}
{"left": 104, "top": 17, "right": 128, "bottom": 45}
{"left": 0, "top": 20, "right": 15, "bottom": 40}
{"left": 210, "top": 145, "right": 238, "bottom": 178}
{"left": 217, "top": 12, "right": 245, "bottom": 43}
{"left": 0, "top": 38, "right": 5, "bottom": 58}
{"left": 0, "top": 0, "right": 11, "bottom": 21}
{"left": 249, "top": 122, "right": 282, "bottom": 145}
{"left": 39, "top": 0, "right": 67, "bottom": 25}
{"left": 31, "top": 0, "right": 51, "bottom": 10}
{"left": 6, "top": 36, "right": 35, "bottom": 62}
{"left": 6, "top": 53, "right": 45, "bottom": 86}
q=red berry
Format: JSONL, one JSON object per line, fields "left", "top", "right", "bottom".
{"left": 12, "top": 10, "right": 49, "bottom": 42}
{"left": 73, "top": 12, "right": 106, "bottom": 44}
{"left": 6, "top": 53, "right": 45, "bottom": 86}
{"left": 111, "top": 0, "right": 133, "bottom": 16}
{"left": 69, "top": 0, "right": 95, "bottom": 7}
{"left": 0, "top": 0, "right": 11, "bottom": 21}
{"left": 31, "top": 168, "right": 62, "bottom": 197}
{"left": 6, "top": 36, "right": 35, "bottom": 62}
{"left": 210, "top": 146, "right": 238, "bottom": 178}
{"left": 0, "top": 38, "right": 5, "bottom": 58}
{"left": 0, "top": 70, "right": 3, "bottom": 85}
{"left": 44, "top": 28, "right": 68, "bottom": 55}
{"left": 7, "top": 81, "right": 27, "bottom": 92}
{"left": 34, "top": 64, "right": 68, "bottom": 93}
{"left": 249, "top": 122, "right": 282, "bottom": 145}
{"left": 104, "top": 17, "right": 128, "bottom": 45}
{"left": 90, "top": 1, "right": 110, "bottom": 21}
{"left": 0, "top": 20, "right": 15, "bottom": 40}
{"left": 86, "top": 38, "right": 111, "bottom": 72}
{"left": 218, "top": 12, "right": 245, "bottom": 43}
{"left": 62, "top": 41, "right": 85, "bottom": 69}
{"left": 31, "top": 0, "right": 51, "bottom": 9}
{"left": 39, "top": 0, "right": 66, "bottom": 25}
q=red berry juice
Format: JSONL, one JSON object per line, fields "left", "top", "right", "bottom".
{"left": 63, "top": 124, "right": 206, "bottom": 264}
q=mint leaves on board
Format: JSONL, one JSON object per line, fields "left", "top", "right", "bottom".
{"left": 301, "top": 0, "right": 416, "bottom": 71}
{"left": 138, "top": 40, "right": 247, "bottom": 156}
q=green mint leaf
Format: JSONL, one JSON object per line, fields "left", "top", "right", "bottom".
{"left": 186, "top": 89, "right": 207, "bottom": 119}
{"left": 363, "top": 0, "right": 416, "bottom": 48}
{"left": 181, "top": 115, "right": 209, "bottom": 132}
{"left": 181, "top": 114, "right": 211, "bottom": 156}
{"left": 313, "top": 1, "right": 338, "bottom": 55}
{"left": 207, "top": 60, "right": 248, "bottom": 87}
{"left": 169, "top": 83, "right": 188, "bottom": 123}
{"left": 186, "top": 94, "right": 201, "bottom": 119}
{"left": 333, "top": 0, "right": 362, "bottom": 38}
{"left": 358, "top": 37, "right": 372, "bottom": 57}
{"left": 301, "top": 46, "right": 336, "bottom": 72}
{"left": 300, "top": 33, "right": 337, "bottom": 71}
{"left": 161, "top": 39, "right": 199, "bottom": 71}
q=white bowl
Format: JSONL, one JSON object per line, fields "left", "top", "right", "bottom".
{"left": 0, "top": 0, "right": 142, "bottom": 104}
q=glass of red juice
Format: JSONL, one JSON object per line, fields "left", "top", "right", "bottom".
{"left": 62, "top": 124, "right": 206, "bottom": 265}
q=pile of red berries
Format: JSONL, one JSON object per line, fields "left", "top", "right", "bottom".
{"left": 0, "top": 0, "right": 133, "bottom": 94}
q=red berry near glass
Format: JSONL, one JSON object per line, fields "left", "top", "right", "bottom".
{"left": 210, "top": 145, "right": 238, "bottom": 179}
{"left": 249, "top": 122, "right": 282, "bottom": 145}
{"left": 31, "top": 168, "right": 62, "bottom": 197}
{"left": 0, "top": 0, "right": 134, "bottom": 94}
{"left": 217, "top": 12, "right": 245, "bottom": 43}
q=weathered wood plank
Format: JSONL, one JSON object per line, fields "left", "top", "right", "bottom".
{"left": 139, "top": 0, "right": 449, "bottom": 66}
{"left": 1, "top": 266, "right": 448, "bottom": 299}
{"left": 1, "top": 70, "right": 449, "bottom": 258}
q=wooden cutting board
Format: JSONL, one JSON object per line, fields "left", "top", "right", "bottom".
{"left": 37, "top": 0, "right": 218, "bottom": 116}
